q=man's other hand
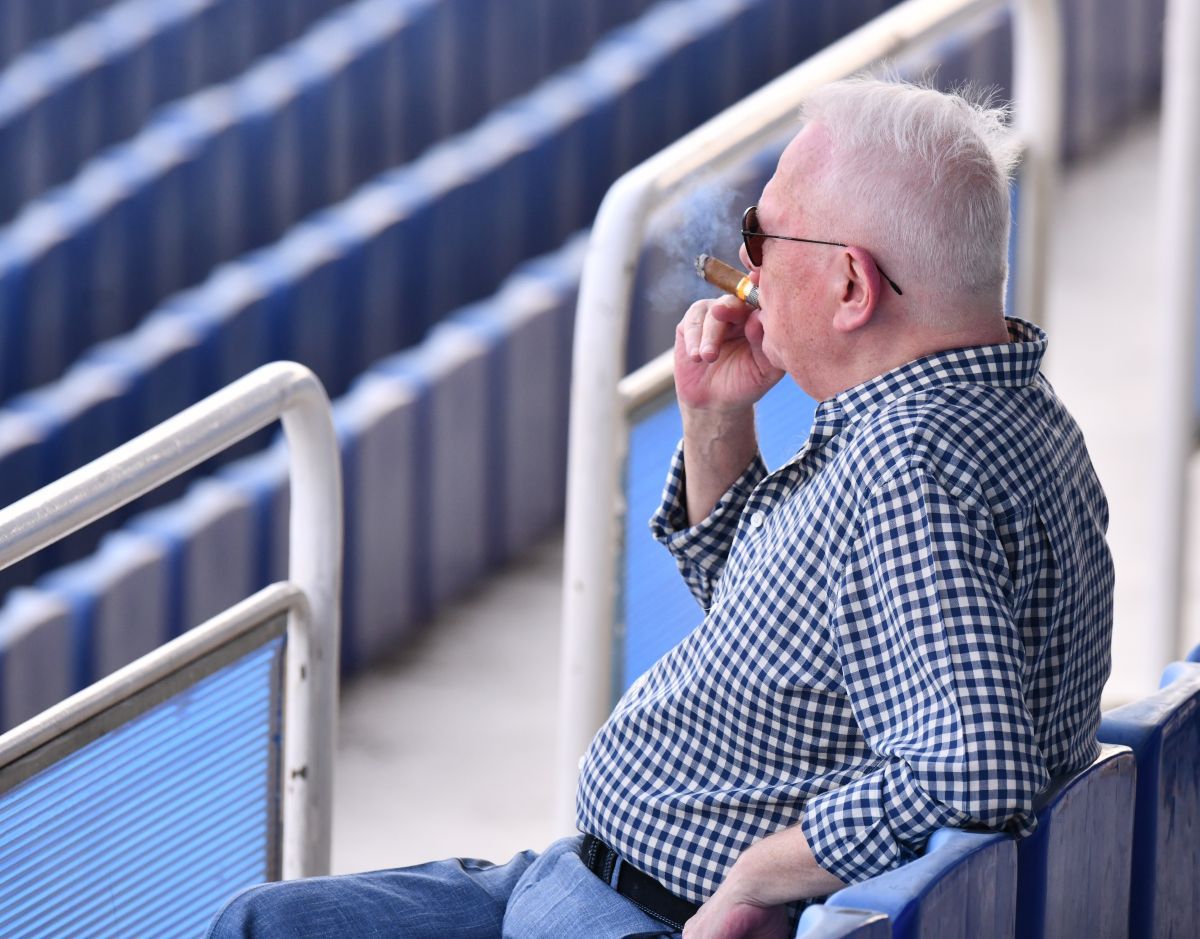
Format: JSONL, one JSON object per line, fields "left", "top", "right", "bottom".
{"left": 681, "top": 888, "right": 789, "bottom": 939}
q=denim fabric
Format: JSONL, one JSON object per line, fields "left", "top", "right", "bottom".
{"left": 207, "top": 836, "right": 681, "bottom": 938}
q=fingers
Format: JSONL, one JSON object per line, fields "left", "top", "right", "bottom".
{"left": 679, "top": 297, "right": 751, "bottom": 362}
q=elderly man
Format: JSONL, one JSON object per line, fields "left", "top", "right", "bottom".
{"left": 210, "top": 78, "right": 1113, "bottom": 939}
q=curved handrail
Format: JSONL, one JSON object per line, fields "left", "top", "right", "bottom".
{"left": 557, "top": 0, "right": 1063, "bottom": 827}
{"left": 0, "top": 361, "right": 342, "bottom": 878}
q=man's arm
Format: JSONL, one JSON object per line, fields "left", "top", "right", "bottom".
{"left": 673, "top": 294, "right": 784, "bottom": 525}
{"left": 685, "top": 465, "right": 1047, "bottom": 937}
{"left": 683, "top": 824, "right": 845, "bottom": 939}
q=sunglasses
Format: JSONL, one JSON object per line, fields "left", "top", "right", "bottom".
{"left": 741, "top": 205, "right": 903, "bottom": 296}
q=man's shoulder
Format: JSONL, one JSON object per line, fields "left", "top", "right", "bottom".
{"left": 840, "top": 380, "right": 1061, "bottom": 507}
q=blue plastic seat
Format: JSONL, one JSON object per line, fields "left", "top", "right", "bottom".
{"left": 824, "top": 828, "right": 1017, "bottom": 939}
{"left": 1098, "top": 661, "right": 1200, "bottom": 938}
{"left": 1014, "top": 743, "right": 1136, "bottom": 939}
{"left": 0, "top": 588, "right": 73, "bottom": 732}
{"left": 128, "top": 478, "right": 256, "bottom": 639}
{"left": 40, "top": 531, "right": 171, "bottom": 692}
{"left": 795, "top": 905, "right": 889, "bottom": 938}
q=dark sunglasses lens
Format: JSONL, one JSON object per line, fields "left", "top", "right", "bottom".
{"left": 742, "top": 206, "right": 763, "bottom": 266}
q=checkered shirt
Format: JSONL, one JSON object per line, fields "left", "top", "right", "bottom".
{"left": 576, "top": 318, "right": 1114, "bottom": 902}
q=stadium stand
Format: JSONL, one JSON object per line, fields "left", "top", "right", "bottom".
{"left": 0, "top": 0, "right": 1176, "bottom": 722}
{"left": 0, "top": 0, "right": 665, "bottom": 399}
{"left": 0, "top": 0, "right": 1192, "bottom": 934}
{"left": 0, "top": 0, "right": 354, "bottom": 222}
{"left": 0, "top": 0, "right": 902, "bottom": 598}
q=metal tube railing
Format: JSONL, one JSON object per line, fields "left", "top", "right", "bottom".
{"left": 556, "top": 0, "right": 1063, "bottom": 829}
{"left": 0, "top": 361, "right": 342, "bottom": 877}
{"left": 1150, "top": 0, "right": 1200, "bottom": 674}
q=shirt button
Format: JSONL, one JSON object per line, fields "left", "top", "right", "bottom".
{"left": 750, "top": 511, "right": 765, "bottom": 529}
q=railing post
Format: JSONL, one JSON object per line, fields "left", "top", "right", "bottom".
{"left": 1012, "top": 0, "right": 1063, "bottom": 332}
{"left": 1148, "top": 0, "right": 1200, "bottom": 677}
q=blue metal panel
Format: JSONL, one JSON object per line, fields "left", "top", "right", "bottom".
{"left": 795, "top": 905, "right": 890, "bottom": 938}
{"left": 621, "top": 378, "right": 817, "bottom": 692}
{"left": 1099, "top": 663, "right": 1200, "bottom": 938}
{"left": 622, "top": 400, "right": 697, "bottom": 691}
{"left": 827, "top": 828, "right": 1017, "bottom": 938}
{"left": 0, "top": 637, "right": 284, "bottom": 938}
{"left": 1015, "top": 744, "right": 1136, "bottom": 939}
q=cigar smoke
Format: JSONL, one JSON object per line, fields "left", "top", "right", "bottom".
{"left": 645, "top": 179, "right": 742, "bottom": 317}
{"left": 695, "top": 254, "right": 760, "bottom": 309}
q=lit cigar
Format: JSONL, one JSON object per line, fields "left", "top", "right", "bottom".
{"left": 695, "top": 254, "right": 760, "bottom": 309}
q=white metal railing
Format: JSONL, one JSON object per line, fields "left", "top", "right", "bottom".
{"left": 0, "top": 361, "right": 342, "bottom": 877}
{"left": 1151, "top": 0, "right": 1200, "bottom": 680}
{"left": 556, "top": 0, "right": 1064, "bottom": 828}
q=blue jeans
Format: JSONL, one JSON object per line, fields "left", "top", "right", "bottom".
{"left": 207, "top": 836, "right": 682, "bottom": 938}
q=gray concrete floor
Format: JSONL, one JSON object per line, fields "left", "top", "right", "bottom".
{"left": 332, "top": 111, "right": 1200, "bottom": 874}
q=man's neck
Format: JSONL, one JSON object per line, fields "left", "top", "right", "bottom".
{"left": 815, "top": 311, "right": 1010, "bottom": 400}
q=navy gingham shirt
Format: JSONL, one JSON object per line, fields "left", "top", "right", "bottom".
{"left": 576, "top": 318, "right": 1114, "bottom": 902}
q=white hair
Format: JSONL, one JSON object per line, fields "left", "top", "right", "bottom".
{"left": 798, "top": 77, "right": 1020, "bottom": 307}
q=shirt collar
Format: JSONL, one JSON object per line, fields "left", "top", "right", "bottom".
{"left": 821, "top": 316, "right": 1047, "bottom": 426}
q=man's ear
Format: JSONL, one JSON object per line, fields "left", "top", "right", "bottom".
{"left": 831, "top": 246, "right": 881, "bottom": 334}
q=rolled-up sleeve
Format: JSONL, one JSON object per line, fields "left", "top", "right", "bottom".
{"left": 802, "top": 466, "right": 1048, "bottom": 884}
{"left": 648, "top": 440, "right": 767, "bottom": 610}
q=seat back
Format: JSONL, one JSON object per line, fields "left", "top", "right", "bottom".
{"left": 1099, "top": 661, "right": 1200, "bottom": 938}
{"left": 794, "top": 905, "right": 890, "bottom": 938}
{"left": 825, "top": 828, "right": 1017, "bottom": 939}
{"left": 1015, "top": 743, "right": 1136, "bottom": 939}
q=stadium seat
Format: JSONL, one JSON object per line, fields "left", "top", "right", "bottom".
{"left": 1099, "top": 661, "right": 1200, "bottom": 938}
{"left": 794, "top": 906, "right": 890, "bottom": 938}
{"left": 129, "top": 478, "right": 256, "bottom": 638}
{"left": 334, "top": 373, "right": 425, "bottom": 669}
{"left": 1014, "top": 743, "right": 1136, "bottom": 939}
{"left": 0, "top": 588, "right": 73, "bottom": 732}
{"left": 40, "top": 531, "right": 171, "bottom": 691}
{"left": 824, "top": 828, "right": 1017, "bottom": 939}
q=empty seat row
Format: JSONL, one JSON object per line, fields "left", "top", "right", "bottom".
{"left": 0, "top": 0, "right": 678, "bottom": 401}
{"left": 0, "top": 231, "right": 586, "bottom": 730}
{"left": 0, "top": 0, "right": 905, "bottom": 574}
{"left": 0, "top": 0, "right": 353, "bottom": 222}
{"left": 0, "top": 0, "right": 114, "bottom": 70}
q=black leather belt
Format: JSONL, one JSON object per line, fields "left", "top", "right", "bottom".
{"left": 581, "top": 834, "right": 700, "bottom": 931}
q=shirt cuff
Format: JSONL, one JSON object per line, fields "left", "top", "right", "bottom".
{"left": 800, "top": 765, "right": 952, "bottom": 884}
{"left": 649, "top": 440, "right": 767, "bottom": 573}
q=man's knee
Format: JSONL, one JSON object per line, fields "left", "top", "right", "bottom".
{"left": 206, "top": 881, "right": 302, "bottom": 939}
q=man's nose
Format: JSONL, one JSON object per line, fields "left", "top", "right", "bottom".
{"left": 739, "top": 242, "right": 756, "bottom": 270}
